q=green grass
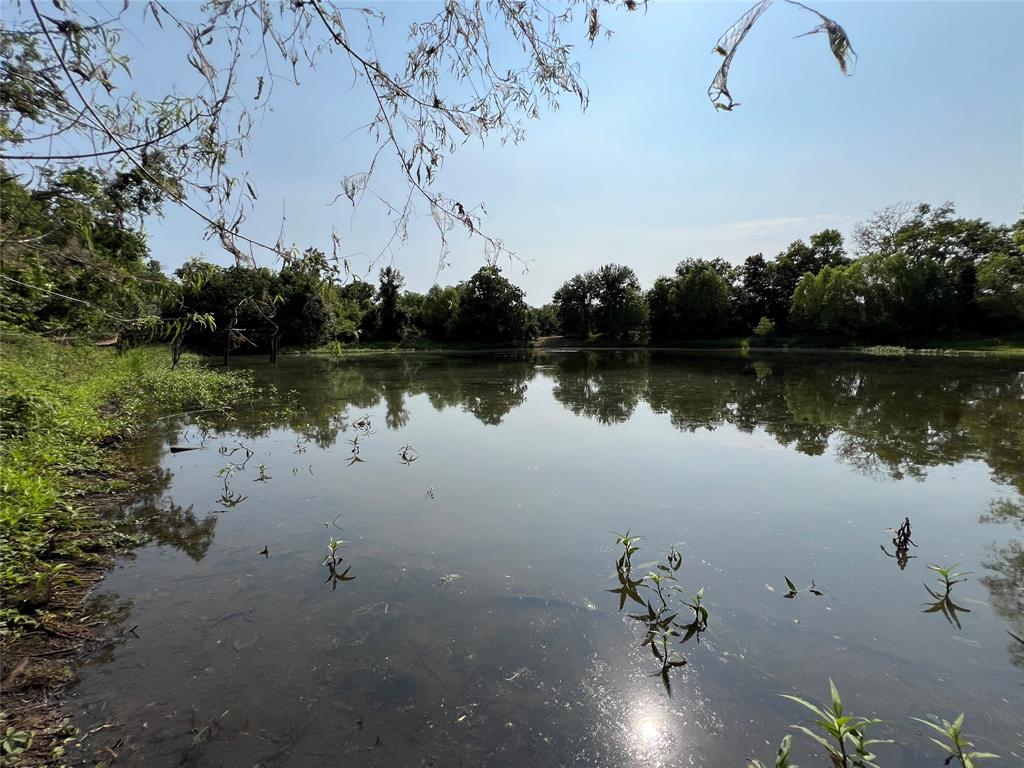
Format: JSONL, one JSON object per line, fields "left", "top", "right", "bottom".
{"left": 305, "top": 339, "right": 533, "bottom": 355}
{"left": 542, "top": 333, "right": 1024, "bottom": 356}
{"left": 0, "top": 329, "right": 260, "bottom": 632}
{"left": 857, "top": 332, "right": 1024, "bottom": 357}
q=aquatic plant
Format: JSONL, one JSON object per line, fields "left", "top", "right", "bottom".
{"left": 781, "top": 680, "right": 890, "bottom": 768}
{"left": 398, "top": 445, "right": 419, "bottom": 465}
{"left": 323, "top": 536, "right": 355, "bottom": 590}
{"left": 880, "top": 517, "right": 917, "bottom": 569}
{"left": 351, "top": 415, "right": 375, "bottom": 436}
{"left": 215, "top": 461, "right": 251, "bottom": 508}
{"left": 254, "top": 463, "right": 272, "bottom": 483}
{"left": 748, "top": 734, "right": 797, "bottom": 768}
{"left": 923, "top": 564, "right": 972, "bottom": 629}
{"left": 928, "top": 563, "right": 971, "bottom": 591}
{"left": 610, "top": 533, "right": 708, "bottom": 694}
{"left": 782, "top": 577, "right": 824, "bottom": 598}
{"left": 218, "top": 440, "right": 254, "bottom": 468}
{"left": 346, "top": 436, "right": 364, "bottom": 466}
{"left": 912, "top": 714, "right": 998, "bottom": 768}
{"left": 680, "top": 587, "right": 710, "bottom": 643}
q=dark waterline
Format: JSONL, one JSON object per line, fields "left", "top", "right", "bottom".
{"left": 68, "top": 351, "right": 1024, "bottom": 766}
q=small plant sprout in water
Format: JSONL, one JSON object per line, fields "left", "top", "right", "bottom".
{"left": 681, "top": 587, "right": 710, "bottom": 643}
{"left": 610, "top": 533, "right": 709, "bottom": 695}
{"left": 880, "top": 516, "right": 917, "bottom": 569}
{"left": 781, "top": 679, "right": 891, "bottom": 768}
{"left": 323, "top": 536, "right": 355, "bottom": 590}
{"left": 351, "top": 415, "right": 374, "bottom": 436}
{"left": 218, "top": 440, "right": 254, "bottom": 468}
{"left": 748, "top": 734, "right": 798, "bottom": 768}
{"left": 912, "top": 714, "right": 999, "bottom": 768}
{"left": 398, "top": 445, "right": 419, "bottom": 465}
{"left": 782, "top": 577, "right": 824, "bottom": 599}
{"left": 923, "top": 564, "right": 973, "bottom": 630}
{"left": 254, "top": 463, "right": 272, "bottom": 482}
{"left": 346, "top": 435, "right": 364, "bottom": 466}
{"left": 928, "top": 563, "right": 972, "bottom": 591}
{"left": 217, "top": 462, "right": 248, "bottom": 508}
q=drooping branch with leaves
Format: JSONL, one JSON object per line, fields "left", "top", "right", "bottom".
{"left": 2, "top": 0, "right": 854, "bottom": 271}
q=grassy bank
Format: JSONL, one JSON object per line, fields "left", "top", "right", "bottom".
{"left": 0, "top": 331, "right": 260, "bottom": 764}
{"left": 305, "top": 333, "right": 1024, "bottom": 357}
{"left": 305, "top": 339, "right": 534, "bottom": 355}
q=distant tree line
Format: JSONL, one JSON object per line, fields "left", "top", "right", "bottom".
{"left": 171, "top": 259, "right": 537, "bottom": 348}
{"left": 553, "top": 206, "right": 1023, "bottom": 344}
{"left": 2, "top": 166, "right": 1020, "bottom": 347}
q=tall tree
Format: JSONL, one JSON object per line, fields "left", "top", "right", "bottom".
{"left": 553, "top": 272, "right": 600, "bottom": 338}
{"left": 593, "top": 264, "right": 647, "bottom": 341}
{"left": 376, "top": 267, "right": 406, "bottom": 341}
{"left": 673, "top": 259, "right": 735, "bottom": 337}
{"left": 455, "top": 266, "right": 532, "bottom": 343}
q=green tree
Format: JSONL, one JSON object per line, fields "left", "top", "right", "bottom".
{"left": 975, "top": 236, "right": 1024, "bottom": 329}
{"left": 531, "top": 304, "right": 559, "bottom": 336}
{"left": 375, "top": 266, "right": 406, "bottom": 341}
{"left": 419, "top": 284, "right": 462, "bottom": 340}
{"left": 593, "top": 264, "right": 647, "bottom": 341}
{"left": 790, "top": 262, "right": 869, "bottom": 337}
{"left": 0, "top": 167, "right": 172, "bottom": 335}
{"left": 553, "top": 272, "right": 599, "bottom": 338}
{"left": 646, "top": 276, "right": 679, "bottom": 342}
{"left": 672, "top": 259, "right": 735, "bottom": 337}
{"left": 455, "top": 266, "right": 532, "bottom": 343}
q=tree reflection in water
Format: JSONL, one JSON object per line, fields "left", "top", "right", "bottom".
{"left": 152, "top": 351, "right": 1024, "bottom": 672}
{"left": 978, "top": 497, "right": 1024, "bottom": 669}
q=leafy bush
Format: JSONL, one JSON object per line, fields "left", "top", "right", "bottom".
{"left": 753, "top": 316, "right": 777, "bottom": 336}
{"left": 0, "top": 331, "right": 260, "bottom": 631}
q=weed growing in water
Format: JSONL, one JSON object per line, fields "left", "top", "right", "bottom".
{"left": 747, "top": 734, "right": 797, "bottom": 768}
{"left": 398, "top": 445, "right": 419, "bottom": 465}
{"left": 610, "top": 532, "right": 708, "bottom": 695}
{"left": 881, "top": 517, "right": 917, "bottom": 569}
{"left": 764, "top": 688, "right": 995, "bottom": 768}
{"left": 782, "top": 577, "right": 824, "bottom": 598}
{"left": 216, "top": 462, "right": 249, "bottom": 508}
{"left": 218, "top": 440, "right": 254, "bottom": 467}
{"left": 912, "top": 714, "right": 998, "bottom": 768}
{"left": 781, "top": 679, "right": 891, "bottom": 768}
{"left": 351, "top": 415, "right": 375, "bottom": 436}
{"left": 923, "top": 564, "right": 972, "bottom": 629}
{"left": 346, "top": 436, "right": 364, "bottom": 466}
{"left": 323, "top": 536, "right": 355, "bottom": 590}
{"left": 254, "top": 463, "right": 272, "bottom": 483}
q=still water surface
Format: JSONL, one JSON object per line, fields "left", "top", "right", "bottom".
{"left": 68, "top": 351, "right": 1024, "bottom": 766}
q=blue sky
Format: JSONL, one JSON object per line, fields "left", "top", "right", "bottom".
{"left": 78, "top": 2, "right": 1024, "bottom": 302}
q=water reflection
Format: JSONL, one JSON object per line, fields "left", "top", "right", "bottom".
{"left": 232, "top": 352, "right": 1024, "bottom": 494}
{"left": 138, "top": 502, "right": 217, "bottom": 561}
{"left": 979, "top": 497, "right": 1024, "bottom": 669}
{"left": 66, "top": 351, "right": 1024, "bottom": 766}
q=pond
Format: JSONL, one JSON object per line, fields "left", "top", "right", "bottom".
{"left": 67, "top": 350, "right": 1023, "bottom": 767}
